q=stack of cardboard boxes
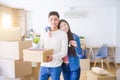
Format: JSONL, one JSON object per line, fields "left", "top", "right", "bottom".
{"left": 80, "top": 59, "right": 90, "bottom": 80}
{"left": 23, "top": 48, "right": 53, "bottom": 80}
{"left": 0, "top": 41, "right": 32, "bottom": 80}
{"left": 0, "top": 27, "right": 33, "bottom": 80}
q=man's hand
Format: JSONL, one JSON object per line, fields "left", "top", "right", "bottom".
{"left": 47, "top": 30, "right": 52, "bottom": 37}
{"left": 46, "top": 55, "right": 53, "bottom": 62}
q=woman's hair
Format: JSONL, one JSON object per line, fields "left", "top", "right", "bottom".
{"left": 58, "top": 19, "right": 76, "bottom": 56}
{"left": 48, "top": 11, "right": 60, "bottom": 18}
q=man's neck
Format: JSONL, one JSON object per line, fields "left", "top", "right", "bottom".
{"left": 51, "top": 27, "right": 58, "bottom": 31}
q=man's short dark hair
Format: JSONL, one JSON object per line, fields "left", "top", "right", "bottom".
{"left": 48, "top": 11, "right": 60, "bottom": 18}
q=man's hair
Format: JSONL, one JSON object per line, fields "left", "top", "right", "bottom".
{"left": 48, "top": 11, "right": 60, "bottom": 18}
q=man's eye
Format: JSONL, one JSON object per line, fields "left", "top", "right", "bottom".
{"left": 50, "top": 19, "right": 53, "bottom": 21}
{"left": 54, "top": 18, "right": 58, "bottom": 21}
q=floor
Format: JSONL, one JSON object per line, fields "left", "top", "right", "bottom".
{"left": 31, "top": 62, "right": 119, "bottom": 80}
{"left": 0, "top": 62, "right": 119, "bottom": 80}
{"left": 80, "top": 62, "right": 119, "bottom": 80}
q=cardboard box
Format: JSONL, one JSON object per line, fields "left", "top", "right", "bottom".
{"left": 80, "top": 59, "right": 90, "bottom": 71}
{"left": 31, "top": 67, "right": 40, "bottom": 80}
{"left": 87, "top": 70, "right": 116, "bottom": 80}
{"left": 23, "top": 49, "right": 53, "bottom": 62}
{"left": 80, "top": 39, "right": 86, "bottom": 50}
{"left": 0, "top": 27, "right": 21, "bottom": 41}
{"left": 30, "top": 63, "right": 41, "bottom": 80}
{"left": 80, "top": 71, "right": 87, "bottom": 80}
{"left": 0, "top": 75, "right": 31, "bottom": 80}
{"left": 0, "top": 59, "right": 32, "bottom": 78}
{"left": 117, "top": 69, "right": 120, "bottom": 80}
{"left": 0, "top": 76, "right": 21, "bottom": 80}
{"left": 0, "top": 41, "right": 32, "bottom": 60}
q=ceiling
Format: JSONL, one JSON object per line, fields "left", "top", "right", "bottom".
{"left": 0, "top": 0, "right": 119, "bottom": 11}
{"left": 0, "top": 0, "right": 81, "bottom": 10}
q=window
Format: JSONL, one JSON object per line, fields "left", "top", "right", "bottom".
{"left": 2, "top": 13, "right": 12, "bottom": 28}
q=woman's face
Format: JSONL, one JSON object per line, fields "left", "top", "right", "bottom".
{"left": 59, "top": 21, "right": 69, "bottom": 32}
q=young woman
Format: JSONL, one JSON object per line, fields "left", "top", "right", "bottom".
{"left": 45, "top": 19, "right": 82, "bottom": 80}
{"left": 58, "top": 19, "right": 82, "bottom": 80}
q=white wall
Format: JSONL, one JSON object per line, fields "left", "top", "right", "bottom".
{"left": 115, "top": 4, "right": 120, "bottom": 63}
{"left": 26, "top": 7, "right": 67, "bottom": 34}
{"left": 26, "top": 0, "right": 119, "bottom": 46}
{"left": 116, "top": 6, "right": 120, "bottom": 46}
{"left": 64, "top": 6, "right": 115, "bottom": 46}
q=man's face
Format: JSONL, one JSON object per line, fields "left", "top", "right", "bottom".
{"left": 49, "top": 15, "right": 59, "bottom": 30}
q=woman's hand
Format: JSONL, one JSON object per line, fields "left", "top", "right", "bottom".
{"left": 69, "top": 40, "right": 77, "bottom": 47}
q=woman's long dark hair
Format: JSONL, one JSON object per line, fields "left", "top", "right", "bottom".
{"left": 58, "top": 19, "right": 76, "bottom": 56}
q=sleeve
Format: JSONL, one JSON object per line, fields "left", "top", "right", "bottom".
{"left": 44, "top": 26, "right": 51, "bottom": 32}
{"left": 74, "top": 34, "right": 83, "bottom": 56}
{"left": 39, "top": 33, "right": 44, "bottom": 49}
{"left": 52, "top": 32, "right": 68, "bottom": 60}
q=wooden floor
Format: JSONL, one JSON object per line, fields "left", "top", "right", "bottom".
{"left": 80, "top": 62, "right": 119, "bottom": 80}
{"left": 31, "top": 62, "right": 119, "bottom": 80}
{"left": 0, "top": 62, "right": 119, "bottom": 80}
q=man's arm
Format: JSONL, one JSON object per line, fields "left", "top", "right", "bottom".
{"left": 52, "top": 32, "right": 68, "bottom": 60}
{"left": 44, "top": 26, "right": 51, "bottom": 32}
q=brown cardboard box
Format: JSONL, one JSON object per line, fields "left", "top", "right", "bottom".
{"left": 0, "top": 27, "right": 22, "bottom": 41}
{"left": 0, "top": 41, "right": 32, "bottom": 60}
{"left": 80, "top": 39, "right": 86, "bottom": 50}
{"left": 0, "top": 27, "right": 21, "bottom": 41}
{"left": 80, "top": 71, "right": 87, "bottom": 80}
{"left": 87, "top": 70, "right": 116, "bottom": 80}
{"left": 0, "top": 76, "right": 21, "bottom": 80}
{"left": 0, "top": 75, "right": 31, "bottom": 80}
{"left": 31, "top": 67, "right": 40, "bottom": 80}
{"left": 23, "top": 49, "right": 53, "bottom": 62}
{"left": 80, "top": 59, "right": 90, "bottom": 71}
{"left": 0, "top": 59, "right": 32, "bottom": 78}
{"left": 30, "top": 63, "right": 41, "bottom": 80}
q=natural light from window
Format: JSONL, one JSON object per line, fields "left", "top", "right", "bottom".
{"left": 2, "top": 13, "right": 12, "bottom": 28}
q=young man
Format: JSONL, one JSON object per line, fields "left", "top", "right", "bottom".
{"left": 39, "top": 11, "right": 68, "bottom": 80}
